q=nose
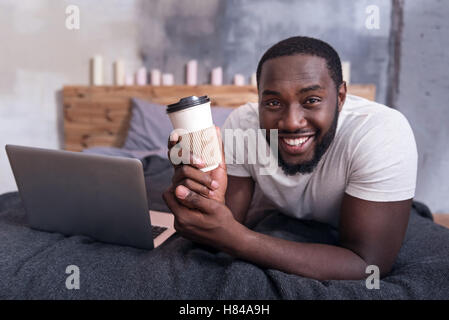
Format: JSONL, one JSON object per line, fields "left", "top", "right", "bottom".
{"left": 279, "top": 103, "right": 307, "bottom": 132}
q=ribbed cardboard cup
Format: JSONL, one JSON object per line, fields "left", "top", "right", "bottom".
{"left": 167, "top": 96, "right": 221, "bottom": 172}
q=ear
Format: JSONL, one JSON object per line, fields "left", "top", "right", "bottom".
{"left": 337, "top": 81, "right": 347, "bottom": 112}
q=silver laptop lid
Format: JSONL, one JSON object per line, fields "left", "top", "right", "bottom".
{"left": 6, "top": 144, "right": 154, "bottom": 250}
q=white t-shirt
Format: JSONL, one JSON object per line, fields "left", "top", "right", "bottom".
{"left": 221, "top": 95, "right": 418, "bottom": 227}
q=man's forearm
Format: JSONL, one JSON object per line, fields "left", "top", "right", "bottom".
{"left": 225, "top": 176, "right": 254, "bottom": 225}
{"left": 227, "top": 223, "right": 369, "bottom": 281}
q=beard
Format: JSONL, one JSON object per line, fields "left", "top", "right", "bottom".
{"left": 277, "top": 104, "right": 339, "bottom": 176}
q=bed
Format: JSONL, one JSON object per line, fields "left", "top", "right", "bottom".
{"left": 1, "top": 84, "right": 448, "bottom": 299}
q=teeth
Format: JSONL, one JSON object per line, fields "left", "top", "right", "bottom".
{"left": 283, "top": 136, "right": 310, "bottom": 146}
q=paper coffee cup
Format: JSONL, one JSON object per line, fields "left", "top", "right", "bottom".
{"left": 167, "top": 96, "right": 221, "bottom": 172}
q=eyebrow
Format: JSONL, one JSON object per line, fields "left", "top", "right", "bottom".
{"left": 261, "top": 89, "right": 281, "bottom": 96}
{"left": 298, "top": 85, "right": 325, "bottom": 94}
{"left": 261, "top": 85, "right": 325, "bottom": 97}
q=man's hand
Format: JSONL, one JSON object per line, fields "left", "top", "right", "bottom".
{"left": 164, "top": 126, "right": 242, "bottom": 251}
{"left": 167, "top": 126, "right": 228, "bottom": 203}
{"left": 162, "top": 185, "right": 244, "bottom": 252}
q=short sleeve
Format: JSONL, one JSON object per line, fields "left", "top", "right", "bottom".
{"left": 345, "top": 111, "right": 418, "bottom": 202}
{"left": 221, "top": 105, "right": 252, "bottom": 178}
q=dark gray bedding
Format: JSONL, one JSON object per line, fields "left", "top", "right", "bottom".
{"left": 1, "top": 153, "right": 448, "bottom": 299}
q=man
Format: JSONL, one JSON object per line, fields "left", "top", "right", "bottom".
{"left": 163, "top": 36, "right": 417, "bottom": 280}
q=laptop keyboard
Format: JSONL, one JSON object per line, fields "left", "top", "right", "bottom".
{"left": 152, "top": 225, "right": 168, "bottom": 239}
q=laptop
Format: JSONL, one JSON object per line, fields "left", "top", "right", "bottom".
{"left": 5, "top": 144, "right": 176, "bottom": 250}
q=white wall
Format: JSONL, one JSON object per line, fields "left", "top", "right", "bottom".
{"left": 0, "top": 0, "right": 142, "bottom": 194}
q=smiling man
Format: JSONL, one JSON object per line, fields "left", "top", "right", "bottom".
{"left": 163, "top": 36, "right": 418, "bottom": 280}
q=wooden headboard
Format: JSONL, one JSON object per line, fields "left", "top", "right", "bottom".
{"left": 63, "top": 84, "right": 376, "bottom": 151}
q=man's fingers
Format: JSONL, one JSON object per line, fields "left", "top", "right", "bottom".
{"left": 163, "top": 189, "right": 197, "bottom": 221}
{"left": 167, "top": 133, "right": 183, "bottom": 167}
{"left": 163, "top": 188, "right": 205, "bottom": 233}
{"left": 168, "top": 127, "right": 224, "bottom": 171}
{"left": 172, "top": 165, "right": 219, "bottom": 191}
{"left": 167, "top": 132, "right": 181, "bottom": 149}
{"left": 162, "top": 189, "right": 181, "bottom": 213}
{"left": 188, "top": 152, "right": 206, "bottom": 169}
{"left": 170, "top": 131, "right": 179, "bottom": 142}
{"left": 167, "top": 132, "right": 205, "bottom": 170}
{"left": 179, "top": 178, "right": 214, "bottom": 198}
{"left": 175, "top": 185, "right": 218, "bottom": 212}
{"left": 169, "top": 131, "right": 180, "bottom": 145}
{"left": 163, "top": 191, "right": 192, "bottom": 231}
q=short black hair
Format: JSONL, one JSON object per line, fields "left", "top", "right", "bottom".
{"left": 256, "top": 36, "right": 343, "bottom": 89}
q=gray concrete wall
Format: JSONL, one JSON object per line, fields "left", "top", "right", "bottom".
{"left": 138, "top": 0, "right": 392, "bottom": 103}
{"left": 396, "top": 0, "right": 449, "bottom": 213}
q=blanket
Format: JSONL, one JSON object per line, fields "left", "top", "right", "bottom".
{"left": 0, "top": 189, "right": 448, "bottom": 299}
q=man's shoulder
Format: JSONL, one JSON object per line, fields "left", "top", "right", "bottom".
{"left": 343, "top": 95, "right": 407, "bottom": 122}
{"left": 222, "top": 102, "right": 259, "bottom": 130}
{"left": 340, "top": 95, "right": 412, "bottom": 137}
{"left": 337, "top": 95, "right": 416, "bottom": 162}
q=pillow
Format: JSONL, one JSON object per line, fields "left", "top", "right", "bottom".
{"left": 123, "top": 97, "right": 234, "bottom": 155}
{"left": 122, "top": 98, "right": 172, "bottom": 152}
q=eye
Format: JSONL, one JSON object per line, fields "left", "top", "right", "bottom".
{"left": 264, "top": 100, "right": 281, "bottom": 109}
{"left": 304, "top": 97, "right": 321, "bottom": 105}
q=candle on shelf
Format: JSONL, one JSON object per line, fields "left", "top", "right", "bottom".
{"left": 90, "top": 55, "right": 103, "bottom": 86}
{"left": 186, "top": 60, "right": 198, "bottom": 86}
{"left": 211, "top": 67, "right": 223, "bottom": 86}
{"left": 162, "top": 73, "right": 174, "bottom": 86}
{"left": 150, "top": 69, "right": 161, "bottom": 86}
{"left": 125, "top": 74, "right": 134, "bottom": 86}
{"left": 250, "top": 73, "right": 257, "bottom": 87}
{"left": 233, "top": 74, "right": 245, "bottom": 86}
{"left": 113, "top": 60, "right": 125, "bottom": 86}
{"left": 341, "top": 61, "right": 351, "bottom": 84}
{"left": 135, "top": 67, "right": 147, "bottom": 85}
